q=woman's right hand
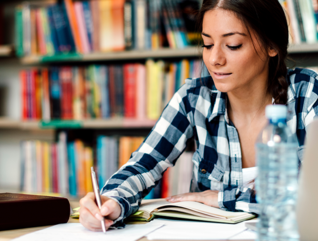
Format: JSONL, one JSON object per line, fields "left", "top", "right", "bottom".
{"left": 79, "top": 192, "right": 122, "bottom": 232}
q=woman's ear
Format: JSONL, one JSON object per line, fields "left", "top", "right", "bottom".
{"left": 268, "top": 47, "right": 278, "bottom": 57}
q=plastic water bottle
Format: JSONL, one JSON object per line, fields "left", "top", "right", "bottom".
{"left": 255, "top": 105, "right": 299, "bottom": 241}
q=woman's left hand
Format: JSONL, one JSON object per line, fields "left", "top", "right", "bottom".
{"left": 166, "top": 190, "right": 219, "bottom": 208}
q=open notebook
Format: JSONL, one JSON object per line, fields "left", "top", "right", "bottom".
{"left": 126, "top": 198, "right": 255, "bottom": 224}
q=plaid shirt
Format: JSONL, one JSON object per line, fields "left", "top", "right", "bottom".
{"left": 101, "top": 67, "right": 318, "bottom": 226}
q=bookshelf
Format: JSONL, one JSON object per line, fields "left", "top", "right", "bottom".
{"left": 2, "top": 0, "right": 318, "bottom": 198}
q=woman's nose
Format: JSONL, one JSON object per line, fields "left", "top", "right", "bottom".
{"left": 209, "top": 46, "right": 226, "bottom": 66}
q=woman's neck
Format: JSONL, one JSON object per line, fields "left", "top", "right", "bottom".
{"left": 227, "top": 86, "right": 272, "bottom": 124}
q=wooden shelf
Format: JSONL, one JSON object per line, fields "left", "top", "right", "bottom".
{"left": 19, "top": 43, "right": 318, "bottom": 64}
{"left": 0, "top": 118, "right": 156, "bottom": 129}
{"left": 20, "top": 47, "right": 201, "bottom": 64}
{"left": 288, "top": 43, "right": 318, "bottom": 53}
{"left": 0, "top": 45, "right": 14, "bottom": 56}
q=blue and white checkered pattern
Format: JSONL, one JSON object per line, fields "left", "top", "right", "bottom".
{"left": 101, "top": 67, "right": 318, "bottom": 226}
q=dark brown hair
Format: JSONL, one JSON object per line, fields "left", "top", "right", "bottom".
{"left": 197, "top": 0, "right": 289, "bottom": 104}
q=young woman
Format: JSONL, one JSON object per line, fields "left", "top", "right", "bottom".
{"left": 79, "top": 0, "right": 318, "bottom": 231}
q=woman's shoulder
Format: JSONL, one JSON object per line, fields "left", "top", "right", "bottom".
{"left": 287, "top": 67, "right": 318, "bottom": 86}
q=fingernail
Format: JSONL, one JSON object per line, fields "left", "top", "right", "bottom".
{"left": 101, "top": 207, "right": 108, "bottom": 215}
{"left": 95, "top": 213, "right": 103, "bottom": 221}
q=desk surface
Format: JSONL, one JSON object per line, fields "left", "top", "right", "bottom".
{"left": 0, "top": 201, "right": 254, "bottom": 241}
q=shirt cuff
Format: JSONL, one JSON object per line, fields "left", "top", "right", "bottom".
{"left": 101, "top": 192, "right": 131, "bottom": 229}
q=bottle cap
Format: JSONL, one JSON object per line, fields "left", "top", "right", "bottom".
{"left": 265, "top": 105, "right": 287, "bottom": 120}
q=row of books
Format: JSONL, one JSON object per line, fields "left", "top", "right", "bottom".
{"left": 20, "top": 132, "right": 193, "bottom": 198}
{"left": 280, "top": 0, "right": 318, "bottom": 44}
{"left": 20, "top": 59, "right": 205, "bottom": 121}
{"left": 15, "top": 0, "right": 200, "bottom": 57}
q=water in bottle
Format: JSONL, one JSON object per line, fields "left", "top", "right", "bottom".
{"left": 255, "top": 105, "right": 299, "bottom": 241}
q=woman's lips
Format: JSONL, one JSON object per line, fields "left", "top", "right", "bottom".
{"left": 213, "top": 72, "right": 232, "bottom": 79}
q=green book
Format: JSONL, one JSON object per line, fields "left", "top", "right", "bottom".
{"left": 126, "top": 199, "right": 256, "bottom": 224}
{"left": 15, "top": 6, "right": 24, "bottom": 57}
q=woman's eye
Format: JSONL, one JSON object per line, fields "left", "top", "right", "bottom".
{"left": 227, "top": 44, "right": 242, "bottom": 50}
{"left": 202, "top": 44, "right": 213, "bottom": 49}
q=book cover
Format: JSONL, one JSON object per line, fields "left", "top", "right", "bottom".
{"left": 0, "top": 193, "right": 70, "bottom": 231}
{"left": 127, "top": 199, "right": 256, "bottom": 223}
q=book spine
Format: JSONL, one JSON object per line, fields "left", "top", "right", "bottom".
{"left": 50, "top": 67, "right": 61, "bottom": 119}
{"left": 60, "top": 67, "right": 73, "bottom": 120}
{"left": 64, "top": 0, "right": 83, "bottom": 53}
{"left": 108, "top": 65, "right": 116, "bottom": 117}
{"left": 41, "top": 69, "right": 51, "bottom": 121}
{"left": 41, "top": 7, "right": 55, "bottom": 55}
{"left": 22, "top": 3, "right": 31, "bottom": 56}
{"left": 114, "top": 65, "right": 124, "bottom": 117}
{"left": 20, "top": 70, "right": 28, "bottom": 120}
{"left": 124, "top": 0, "right": 134, "bottom": 50}
{"left": 47, "top": 6, "right": 60, "bottom": 54}
{"left": 124, "top": 63, "right": 136, "bottom": 118}
{"left": 82, "top": 1, "right": 94, "bottom": 52}
{"left": 99, "top": 0, "right": 113, "bottom": 51}
{"left": 74, "top": 1, "right": 90, "bottom": 54}
{"left": 15, "top": 6, "right": 24, "bottom": 56}
{"left": 111, "top": 0, "right": 125, "bottom": 51}
{"left": 293, "top": 0, "right": 307, "bottom": 42}
{"left": 35, "top": 9, "right": 47, "bottom": 55}
{"left": 90, "top": 0, "right": 100, "bottom": 52}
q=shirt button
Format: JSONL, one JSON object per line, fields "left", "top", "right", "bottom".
{"left": 201, "top": 169, "right": 207, "bottom": 174}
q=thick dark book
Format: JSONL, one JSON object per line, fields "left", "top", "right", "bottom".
{"left": 0, "top": 193, "right": 70, "bottom": 231}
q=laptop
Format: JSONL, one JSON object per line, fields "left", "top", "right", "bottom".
{"left": 296, "top": 117, "right": 318, "bottom": 240}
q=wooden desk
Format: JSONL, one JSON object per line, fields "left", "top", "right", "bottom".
{"left": 0, "top": 201, "right": 253, "bottom": 241}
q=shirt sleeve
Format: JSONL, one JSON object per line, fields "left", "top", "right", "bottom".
{"left": 218, "top": 183, "right": 259, "bottom": 214}
{"left": 100, "top": 84, "right": 194, "bottom": 225}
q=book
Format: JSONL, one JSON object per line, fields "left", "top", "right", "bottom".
{"left": 127, "top": 198, "right": 256, "bottom": 224}
{"left": 0, "top": 193, "right": 70, "bottom": 231}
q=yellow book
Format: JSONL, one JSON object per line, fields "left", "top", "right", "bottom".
{"left": 181, "top": 59, "right": 190, "bottom": 85}
{"left": 119, "top": 137, "right": 132, "bottom": 168}
{"left": 43, "top": 142, "right": 51, "bottom": 193}
{"left": 99, "top": 0, "right": 113, "bottom": 52}
{"left": 35, "top": 141, "right": 43, "bottom": 193}
{"left": 146, "top": 60, "right": 163, "bottom": 120}
{"left": 84, "top": 147, "right": 93, "bottom": 193}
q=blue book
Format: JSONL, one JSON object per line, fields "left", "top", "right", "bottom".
{"left": 144, "top": 188, "right": 155, "bottom": 199}
{"left": 97, "top": 136, "right": 105, "bottom": 190}
{"left": 49, "top": 67, "right": 61, "bottom": 119}
{"left": 82, "top": 1, "right": 93, "bottom": 52}
{"left": 67, "top": 142, "right": 77, "bottom": 197}
{"left": 99, "top": 66, "right": 110, "bottom": 118}
{"left": 174, "top": 61, "right": 182, "bottom": 92}
{"left": 60, "top": 2, "right": 76, "bottom": 52}
{"left": 46, "top": 6, "right": 60, "bottom": 54}
{"left": 50, "top": 4, "right": 72, "bottom": 53}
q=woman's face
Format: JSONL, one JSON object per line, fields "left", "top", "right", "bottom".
{"left": 202, "top": 8, "right": 276, "bottom": 95}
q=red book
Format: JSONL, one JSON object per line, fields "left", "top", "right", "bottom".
{"left": 20, "top": 71, "right": 28, "bottom": 120}
{"left": 34, "top": 70, "right": 42, "bottom": 119}
{"left": 123, "top": 63, "right": 136, "bottom": 118}
{"left": 35, "top": 9, "right": 46, "bottom": 55}
{"left": 161, "top": 168, "right": 170, "bottom": 198}
{"left": 41, "top": 69, "right": 51, "bottom": 121}
{"left": 60, "top": 67, "right": 73, "bottom": 120}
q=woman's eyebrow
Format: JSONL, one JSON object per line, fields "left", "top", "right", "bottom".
{"left": 201, "top": 32, "right": 247, "bottom": 38}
